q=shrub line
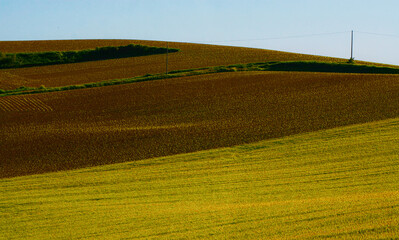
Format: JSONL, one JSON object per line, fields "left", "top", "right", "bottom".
{"left": 0, "top": 44, "right": 179, "bottom": 69}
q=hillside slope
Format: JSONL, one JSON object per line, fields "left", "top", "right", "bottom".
{"left": 1, "top": 71, "right": 399, "bottom": 178}
{"left": 1, "top": 117, "right": 398, "bottom": 239}
{"left": 0, "top": 39, "right": 350, "bottom": 90}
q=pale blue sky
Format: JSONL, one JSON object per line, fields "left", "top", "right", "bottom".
{"left": 1, "top": 0, "right": 399, "bottom": 65}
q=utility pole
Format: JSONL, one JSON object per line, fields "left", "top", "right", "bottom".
{"left": 350, "top": 30, "right": 354, "bottom": 60}
{"left": 166, "top": 42, "right": 169, "bottom": 74}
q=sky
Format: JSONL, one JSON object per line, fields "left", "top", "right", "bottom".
{"left": 1, "top": 0, "right": 399, "bottom": 65}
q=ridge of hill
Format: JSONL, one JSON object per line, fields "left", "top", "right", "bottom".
{"left": 0, "top": 39, "right": 358, "bottom": 90}
{"left": 1, "top": 117, "right": 398, "bottom": 239}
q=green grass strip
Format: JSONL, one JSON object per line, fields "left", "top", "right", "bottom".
{"left": 1, "top": 61, "right": 399, "bottom": 97}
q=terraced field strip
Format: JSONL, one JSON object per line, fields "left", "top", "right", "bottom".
{"left": 0, "top": 95, "right": 53, "bottom": 111}
{"left": 1, "top": 117, "right": 398, "bottom": 239}
{"left": 3, "top": 60, "right": 399, "bottom": 98}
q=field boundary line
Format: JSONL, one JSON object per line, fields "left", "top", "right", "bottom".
{"left": 1, "top": 60, "right": 399, "bottom": 98}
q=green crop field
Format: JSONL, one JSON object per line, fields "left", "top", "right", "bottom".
{"left": 1, "top": 117, "right": 398, "bottom": 239}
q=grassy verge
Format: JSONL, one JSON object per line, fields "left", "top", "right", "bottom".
{"left": 1, "top": 61, "right": 399, "bottom": 97}
{"left": 0, "top": 44, "right": 179, "bottom": 69}
{"left": 1, "top": 117, "right": 398, "bottom": 239}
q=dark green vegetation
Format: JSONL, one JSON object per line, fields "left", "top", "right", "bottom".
{"left": 2, "top": 60, "right": 399, "bottom": 97}
{"left": 0, "top": 44, "right": 178, "bottom": 69}
{"left": 260, "top": 61, "right": 399, "bottom": 73}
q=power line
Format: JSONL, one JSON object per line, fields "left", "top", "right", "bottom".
{"left": 198, "top": 31, "right": 350, "bottom": 44}
{"left": 355, "top": 31, "right": 399, "bottom": 39}
{"left": 162, "top": 29, "right": 398, "bottom": 65}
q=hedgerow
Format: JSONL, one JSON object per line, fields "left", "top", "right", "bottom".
{"left": 0, "top": 44, "right": 179, "bottom": 69}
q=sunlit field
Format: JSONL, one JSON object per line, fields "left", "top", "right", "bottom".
{"left": 1, "top": 117, "right": 398, "bottom": 239}
{"left": 2, "top": 71, "right": 399, "bottom": 177}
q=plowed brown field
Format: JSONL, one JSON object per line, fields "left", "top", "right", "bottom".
{"left": 1, "top": 71, "right": 399, "bottom": 178}
{"left": 0, "top": 39, "right": 351, "bottom": 90}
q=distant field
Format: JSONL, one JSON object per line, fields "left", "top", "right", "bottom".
{"left": 2, "top": 71, "right": 399, "bottom": 178}
{"left": 0, "top": 39, "right": 354, "bottom": 90}
{"left": 1, "top": 117, "right": 398, "bottom": 239}
{"left": 3, "top": 60, "right": 399, "bottom": 97}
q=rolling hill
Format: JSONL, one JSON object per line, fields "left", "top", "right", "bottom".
{"left": 1, "top": 39, "right": 399, "bottom": 239}
{"left": 0, "top": 39, "right": 355, "bottom": 90}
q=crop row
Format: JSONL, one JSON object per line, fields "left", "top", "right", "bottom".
{"left": 0, "top": 96, "right": 53, "bottom": 112}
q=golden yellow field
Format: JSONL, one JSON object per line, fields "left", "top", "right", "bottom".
{"left": 1, "top": 117, "right": 398, "bottom": 239}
